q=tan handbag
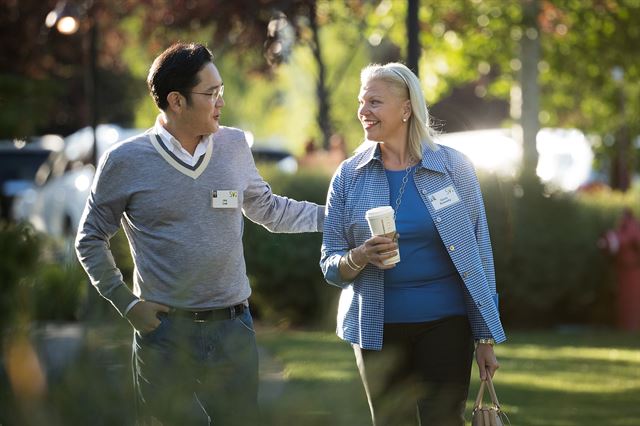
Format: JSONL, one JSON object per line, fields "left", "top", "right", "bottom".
{"left": 471, "top": 375, "right": 510, "bottom": 426}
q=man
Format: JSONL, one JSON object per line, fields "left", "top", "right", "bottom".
{"left": 75, "top": 42, "right": 323, "bottom": 425}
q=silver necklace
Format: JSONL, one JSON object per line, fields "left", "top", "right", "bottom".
{"left": 382, "top": 154, "right": 416, "bottom": 221}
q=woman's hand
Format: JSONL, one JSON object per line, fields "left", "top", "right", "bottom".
{"left": 352, "top": 234, "right": 399, "bottom": 270}
{"left": 475, "top": 343, "right": 499, "bottom": 380}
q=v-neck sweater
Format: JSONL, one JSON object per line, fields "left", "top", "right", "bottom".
{"left": 154, "top": 117, "right": 210, "bottom": 167}
{"left": 76, "top": 126, "right": 324, "bottom": 315}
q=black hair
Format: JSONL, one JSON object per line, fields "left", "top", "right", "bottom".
{"left": 147, "top": 42, "right": 213, "bottom": 111}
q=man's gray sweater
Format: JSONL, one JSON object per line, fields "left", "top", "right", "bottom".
{"left": 76, "top": 126, "right": 324, "bottom": 316}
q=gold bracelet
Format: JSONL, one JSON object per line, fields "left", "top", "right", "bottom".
{"left": 344, "top": 254, "right": 360, "bottom": 271}
{"left": 348, "top": 250, "right": 365, "bottom": 269}
{"left": 475, "top": 338, "right": 495, "bottom": 346}
{"left": 342, "top": 252, "right": 357, "bottom": 270}
{"left": 345, "top": 252, "right": 359, "bottom": 270}
{"left": 346, "top": 250, "right": 365, "bottom": 270}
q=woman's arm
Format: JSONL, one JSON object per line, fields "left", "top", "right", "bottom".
{"left": 320, "top": 165, "right": 399, "bottom": 286}
{"left": 320, "top": 165, "right": 352, "bottom": 287}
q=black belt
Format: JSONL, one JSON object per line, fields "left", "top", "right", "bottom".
{"left": 170, "top": 304, "right": 246, "bottom": 322}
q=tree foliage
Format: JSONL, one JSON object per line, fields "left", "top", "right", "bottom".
{"left": 0, "top": 0, "right": 143, "bottom": 137}
{"left": 2, "top": 0, "right": 639, "bottom": 173}
{"left": 538, "top": 0, "right": 640, "bottom": 175}
{"left": 371, "top": 0, "right": 640, "bottom": 176}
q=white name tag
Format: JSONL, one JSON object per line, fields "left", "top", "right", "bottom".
{"left": 429, "top": 185, "right": 460, "bottom": 211}
{"left": 212, "top": 190, "right": 239, "bottom": 208}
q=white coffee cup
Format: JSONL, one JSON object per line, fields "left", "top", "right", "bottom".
{"left": 365, "top": 206, "right": 400, "bottom": 265}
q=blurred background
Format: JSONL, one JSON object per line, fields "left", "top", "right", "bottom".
{"left": 1, "top": 1, "right": 640, "bottom": 425}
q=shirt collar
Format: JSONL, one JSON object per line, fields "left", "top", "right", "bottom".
{"left": 354, "top": 141, "right": 380, "bottom": 170}
{"left": 355, "top": 141, "right": 446, "bottom": 174}
{"left": 153, "top": 114, "right": 212, "bottom": 154}
{"left": 420, "top": 144, "right": 446, "bottom": 173}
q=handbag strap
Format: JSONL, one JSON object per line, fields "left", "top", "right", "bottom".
{"left": 473, "top": 375, "right": 502, "bottom": 410}
{"left": 473, "top": 380, "right": 486, "bottom": 409}
{"left": 485, "top": 375, "right": 502, "bottom": 409}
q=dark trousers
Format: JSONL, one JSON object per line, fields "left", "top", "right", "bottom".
{"left": 353, "top": 315, "right": 474, "bottom": 426}
{"left": 132, "top": 309, "right": 259, "bottom": 426}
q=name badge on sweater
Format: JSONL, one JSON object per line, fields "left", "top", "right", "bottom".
{"left": 429, "top": 186, "right": 460, "bottom": 211}
{"left": 212, "top": 190, "right": 239, "bottom": 208}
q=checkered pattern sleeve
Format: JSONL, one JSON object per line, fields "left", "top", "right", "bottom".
{"left": 450, "top": 151, "right": 500, "bottom": 341}
{"left": 320, "top": 161, "right": 351, "bottom": 288}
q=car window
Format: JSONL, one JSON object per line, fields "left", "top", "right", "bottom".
{"left": 0, "top": 151, "right": 50, "bottom": 183}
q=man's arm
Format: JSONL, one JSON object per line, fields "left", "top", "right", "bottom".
{"left": 241, "top": 140, "right": 324, "bottom": 233}
{"left": 75, "top": 150, "right": 138, "bottom": 316}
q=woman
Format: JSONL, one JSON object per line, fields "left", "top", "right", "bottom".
{"left": 320, "top": 63, "right": 506, "bottom": 426}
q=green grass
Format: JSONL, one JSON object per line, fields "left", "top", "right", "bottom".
{"left": 257, "top": 327, "right": 640, "bottom": 426}
{"left": 3, "top": 324, "right": 638, "bottom": 425}
{"left": 257, "top": 327, "right": 369, "bottom": 426}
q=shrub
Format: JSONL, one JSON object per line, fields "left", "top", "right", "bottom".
{"left": 246, "top": 168, "right": 635, "bottom": 329}
{"left": 243, "top": 166, "right": 336, "bottom": 326}
{"left": 0, "top": 222, "right": 90, "bottom": 327}
{"left": 0, "top": 222, "right": 40, "bottom": 332}
{"left": 29, "top": 261, "right": 88, "bottom": 322}
{"left": 481, "top": 174, "right": 625, "bottom": 327}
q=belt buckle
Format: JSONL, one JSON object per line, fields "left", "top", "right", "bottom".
{"left": 233, "top": 304, "right": 244, "bottom": 319}
{"left": 193, "top": 311, "right": 207, "bottom": 323}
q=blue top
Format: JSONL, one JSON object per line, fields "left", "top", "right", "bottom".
{"left": 320, "top": 142, "right": 505, "bottom": 350}
{"left": 384, "top": 167, "right": 466, "bottom": 323}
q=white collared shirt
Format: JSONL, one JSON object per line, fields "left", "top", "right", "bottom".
{"left": 154, "top": 115, "right": 211, "bottom": 167}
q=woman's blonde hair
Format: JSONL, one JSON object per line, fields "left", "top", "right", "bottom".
{"left": 359, "top": 62, "right": 437, "bottom": 159}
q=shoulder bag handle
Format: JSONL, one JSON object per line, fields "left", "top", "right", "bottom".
{"left": 473, "top": 375, "right": 501, "bottom": 410}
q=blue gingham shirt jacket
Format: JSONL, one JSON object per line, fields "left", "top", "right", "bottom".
{"left": 320, "top": 142, "right": 506, "bottom": 350}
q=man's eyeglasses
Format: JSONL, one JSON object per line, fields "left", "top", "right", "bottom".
{"left": 189, "top": 84, "right": 224, "bottom": 102}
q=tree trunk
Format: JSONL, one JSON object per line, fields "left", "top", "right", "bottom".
{"left": 611, "top": 127, "right": 631, "bottom": 191}
{"left": 406, "top": 0, "right": 420, "bottom": 76}
{"left": 611, "top": 70, "right": 631, "bottom": 191}
{"left": 520, "top": 0, "right": 540, "bottom": 183}
{"left": 308, "top": 2, "right": 332, "bottom": 150}
{"left": 88, "top": 17, "right": 99, "bottom": 167}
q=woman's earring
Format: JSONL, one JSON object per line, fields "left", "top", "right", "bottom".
{"left": 402, "top": 118, "right": 408, "bottom": 122}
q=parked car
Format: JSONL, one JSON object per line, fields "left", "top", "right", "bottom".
{"left": 12, "top": 126, "right": 298, "bottom": 242}
{"left": 435, "top": 127, "right": 594, "bottom": 191}
{"left": 0, "top": 135, "right": 64, "bottom": 221}
{"left": 12, "top": 125, "right": 142, "bottom": 239}
{"left": 244, "top": 130, "right": 298, "bottom": 174}
{"left": 251, "top": 146, "right": 298, "bottom": 174}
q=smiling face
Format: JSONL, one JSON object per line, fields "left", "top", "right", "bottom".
{"left": 182, "top": 62, "right": 225, "bottom": 136}
{"left": 357, "top": 78, "right": 409, "bottom": 143}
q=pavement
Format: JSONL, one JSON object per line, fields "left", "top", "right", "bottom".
{"left": 25, "top": 322, "right": 286, "bottom": 401}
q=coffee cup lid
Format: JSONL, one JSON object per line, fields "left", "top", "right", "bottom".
{"left": 365, "top": 206, "right": 394, "bottom": 219}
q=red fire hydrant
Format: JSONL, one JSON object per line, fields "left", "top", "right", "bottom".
{"left": 600, "top": 209, "right": 640, "bottom": 331}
